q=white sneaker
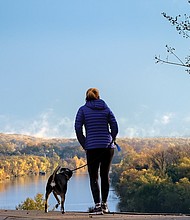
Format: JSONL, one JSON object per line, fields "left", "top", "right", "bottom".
{"left": 101, "top": 202, "right": 109, "bottom": 213}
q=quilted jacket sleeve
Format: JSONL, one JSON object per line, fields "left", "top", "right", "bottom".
{"left": 108, "top": 110, "right": 118, "bottom": 141}
{"left": 74, "top": 107, "right": 86, "bottom": 149}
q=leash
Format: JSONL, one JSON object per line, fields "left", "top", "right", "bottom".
{"left": 72, "top": 163, "right": 88, "bottom": 172}
{"left": 71, "top": 141, "right": 121, "bottom": 172}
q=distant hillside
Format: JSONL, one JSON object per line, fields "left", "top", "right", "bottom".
{"left": 0, "top": 132, "right": 78, "bottom": 146}
{"left": 116, "top": 136, "right": 190, "bottom": 152}
{"left": 0, "top": 133, "right": 82, "bottom": 158}
{"left": 1, "top": 133, "right": 190, "bottom": 158}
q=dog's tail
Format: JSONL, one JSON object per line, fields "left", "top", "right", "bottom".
{"left": 50, "top": 165, "right": 60, "bottom": 187}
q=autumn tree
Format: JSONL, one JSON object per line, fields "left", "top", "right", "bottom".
{"left": 111, "top": 142, "right": 190, "bottom": 214}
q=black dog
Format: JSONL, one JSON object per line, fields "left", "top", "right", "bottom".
{"left": 45, "top": 166, "right": 73, "bottom": 214}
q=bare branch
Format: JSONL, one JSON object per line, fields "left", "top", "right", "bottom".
{"left": 155, "top": 45, "right": 190, "bottom": 74}
{"left": 155, "top": 56, "right": 188, "bottom": 68}
{"left": 165, "top": 45, "right": 185, "bottom": 65}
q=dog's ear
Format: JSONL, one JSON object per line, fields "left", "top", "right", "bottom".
{"left": 59, "top": 168, "right": 66, "bottom": 173}
{"left": 65, "top": 168, "right": 71, "bottom": 172}
{"left": 59, "top": 168, "right": 73, "bottom": 178}
{"left": 65, "top": 168, "right": 73, "bottom": 179}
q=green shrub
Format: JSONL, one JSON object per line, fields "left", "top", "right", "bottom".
{"left": 16, "top": 193, "right": 45, "bottom": 211}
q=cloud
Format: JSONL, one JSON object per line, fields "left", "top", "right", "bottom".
{"left": 154, "top": 113, "right": 175, "bottom": 125}
{"left": 161, "top": 115, "right": 170, "bottom": 125}
{"left": 0, "top": 109, "right": 75, "bottom": 138}
{"left": 1, "top": 110, "right": 190, "bottom": 138}
{"left": 183, "top": 116, "right": 190, "bottom": 123}
{"left": 118, "top": 124, "right": 160, "bottom": 138}
{"left": 117, "top": 112, "right": 190, "bottom": 138}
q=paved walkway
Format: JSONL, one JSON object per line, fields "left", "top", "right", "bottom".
{"left": 0, "top": 210, "right": 189, "bottom": 220}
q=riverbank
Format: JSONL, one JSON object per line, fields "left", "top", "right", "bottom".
{"left": 0, "top": 210, "right": 189, "bottom": 220}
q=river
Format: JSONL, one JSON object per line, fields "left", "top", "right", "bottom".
{"left": 0, "top": 174, "right": 119, "bottom": 212}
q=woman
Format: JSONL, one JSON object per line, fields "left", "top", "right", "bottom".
{"left": 74, "top": 88, "right": 118, "bottom": 214}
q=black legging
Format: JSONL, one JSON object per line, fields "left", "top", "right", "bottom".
{"left": 86, "top": 148, "right": 114, "bottom": 204}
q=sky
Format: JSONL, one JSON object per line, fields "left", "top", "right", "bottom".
{"left": 0, "top": 0, "right": 190, "bottom": 138}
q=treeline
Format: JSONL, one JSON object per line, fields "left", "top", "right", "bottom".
{"left": 0, "top": 155, "right": 87, "bottom": 181}
{"left": 111, "top": 138, "right": 190, "bottom": 214}
{"left": 0, "top": 133, "right": 85, "bottom": 159}
{"left": 0, "top": 133, "right": 87, "bottom": 180}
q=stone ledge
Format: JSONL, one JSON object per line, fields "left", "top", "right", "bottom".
{"left": 0, "top": 210, "right": 189, "bottom": 220}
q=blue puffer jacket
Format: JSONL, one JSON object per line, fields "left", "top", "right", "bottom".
{"left": 75, "top": 99, "right": 118, "bottom": 150}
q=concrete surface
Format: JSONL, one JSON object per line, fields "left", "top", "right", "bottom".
{"left": 0, "top": 210, "right": 189, "bottom": 220}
